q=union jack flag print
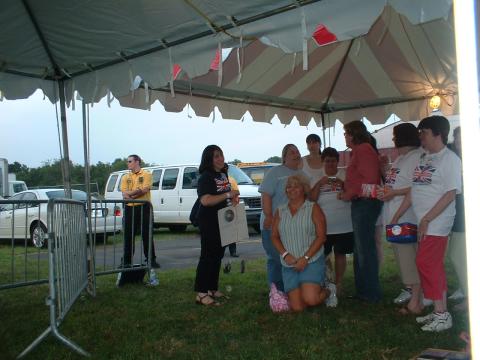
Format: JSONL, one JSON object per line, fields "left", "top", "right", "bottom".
{"left": 385, "top": 168, "right": 400, "bottom": 185}
{"left": 412, "top": 165, "right": 436, "bottom": 185}
{"left": 215, "top": 177, "right": 231, "bottom": 193}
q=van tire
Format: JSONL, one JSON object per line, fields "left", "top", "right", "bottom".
{"left": 168, "top": 225, "right": 187, "bottom": 232}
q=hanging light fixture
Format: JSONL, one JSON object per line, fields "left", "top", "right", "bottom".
{"left": 429, "top": 95, "right": 441, "bottom": 110}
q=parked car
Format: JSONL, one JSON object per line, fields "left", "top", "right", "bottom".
{"left": 105, "top": 163, "right": 262, "bottom": 232}
{"left": 0, "top": 189, "right": 122, "bottom": 247}
{"left": 237, "top": 162, "right": 279, "bottom": 185}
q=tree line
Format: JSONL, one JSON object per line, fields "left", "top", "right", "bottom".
{"left": 9, "top": 156, "right": 281, "bottom": 195}
{"left": 8, "top": 158, "right": 141, "bottom": 195}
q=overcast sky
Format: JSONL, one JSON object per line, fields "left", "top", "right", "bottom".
{"left": 0, "top": 90, "right": 396, "bottom": 168}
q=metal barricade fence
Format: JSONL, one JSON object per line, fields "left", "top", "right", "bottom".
{"left": 0, "top": 197, "right": 154, "bottom": 357}
{"left": 0, "top": 199, "right": 50, "bottom": 290}
{"left": 18, "top": 198, "right": 90, "bottom": 358}
{"left": 92, "top": 199, "right": 153, "bottom": 278}
{"left": 0, "top": 198, "right": 153, "bottom": 290}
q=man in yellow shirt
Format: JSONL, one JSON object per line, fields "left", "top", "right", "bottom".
{"left": 120, "top": 154, "right": 159, "bottom": 268}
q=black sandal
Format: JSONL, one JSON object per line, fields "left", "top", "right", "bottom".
{"left": 196, "top": 293, "right": 221, "bottom": 306}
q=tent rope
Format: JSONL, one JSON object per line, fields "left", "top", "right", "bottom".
{"left": 217, "top": 42, "right": 223, "bottom": 87}
{"left": 183, "top": 0, "right": 257, "bottom": 41}
{"left": 168, "top": 48, "right": 175, "bottom": 97}
{"left": 53, "top": 83, "right": 65, "bottom": 183}
{"left": 418, "top": 22, "right": 453, "bottom": 85}
{"left": 300, "top": 7, "right": 308, "bottom": 71}
{"left": 236, "top": 33, "right": 244, "bottom": 83}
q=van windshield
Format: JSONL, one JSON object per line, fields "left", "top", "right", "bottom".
{"left": 227, "top": 165, "right": 254, "bottom": 185}
{"left": 12, "top": 182, "right": 27, "bottom": 193}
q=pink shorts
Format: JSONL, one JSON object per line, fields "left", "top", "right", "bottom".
{"left": 416, "top": 235, "right": 448, "bottom": 300}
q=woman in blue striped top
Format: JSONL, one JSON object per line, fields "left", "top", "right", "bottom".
{"left": 271, "top": 174, "right": 329, "bottom": 311}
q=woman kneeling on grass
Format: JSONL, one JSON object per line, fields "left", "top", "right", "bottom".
{"left": 271, "top": 174, "right": 329, "bottom": 312}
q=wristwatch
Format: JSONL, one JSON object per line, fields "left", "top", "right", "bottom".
{"left": 304, "top": 255, "right": 310, "bottom": 261}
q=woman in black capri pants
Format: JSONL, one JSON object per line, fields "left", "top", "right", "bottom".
{"left": 194, "top": 145, "right": 239, "bottom": 306}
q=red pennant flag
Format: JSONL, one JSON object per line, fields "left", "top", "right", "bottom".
{"left": 312, "top": 24, "right": 337, "bottom": 46}
{"left": 210, "top": 50, "right": 220, "bottom": 71}
{"left": 172, "top": 64, "right": 182, "bottom": 80}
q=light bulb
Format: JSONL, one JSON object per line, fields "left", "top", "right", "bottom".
{"left": 429, "top": 95, "right": 441, "bottom": 110}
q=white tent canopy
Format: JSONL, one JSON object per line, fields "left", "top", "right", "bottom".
{"left": 1, "top": 0, "right": 454, "bottom": 125}
{"left": 119, "top": 5, "right": 457, "bottom": 126}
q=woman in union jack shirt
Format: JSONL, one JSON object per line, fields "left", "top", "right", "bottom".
{"left": 411, "top": 116, "right": 462, "bottom": 332}
{"left": 379, "top": 123, "right": 425, "bottom": 314}
{"left": 193, "top": 145, "right": 239, "bottom": 306}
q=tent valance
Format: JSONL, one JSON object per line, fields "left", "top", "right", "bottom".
{"left": 1, "top": 0, "right": 453, "bottom": 117}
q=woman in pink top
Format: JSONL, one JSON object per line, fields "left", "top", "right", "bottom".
{"left": 339, "top": 120, "right": 383, "bottom": 302}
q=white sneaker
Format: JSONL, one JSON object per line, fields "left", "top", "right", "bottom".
{"left": 393, "top": 288, "right": 412, "bottom": 305}
{"left": 420, "top": 312, "right": 452, "bottom": 332}
{"left": 325, "top": 282, "right": 338, "bottom": 308}
{"left": 416, "top": 312, "right": 435, "bottom": 324}
{"left": 448, "top": 288, "right": 465, "bottom": 301}
{"left": 423, "top": 298, "right": 433, "bottom": 307}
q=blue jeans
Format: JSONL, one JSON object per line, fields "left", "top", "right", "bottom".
{"left": 351, "top": 198, "right": 383, "bottom": 302}
{"left": 261, "top": 229, "right": 284, "bottom": 292}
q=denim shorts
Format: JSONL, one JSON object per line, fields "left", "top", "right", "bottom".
{"left": 282, "top": 257, "right": 325, "bottom": 293}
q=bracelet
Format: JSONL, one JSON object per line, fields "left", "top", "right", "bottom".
{"left": 281, "top": 251, "right": 289, "bottom": 259}
{"left": 225, "top": 192, "right": 231, "bottom": 199}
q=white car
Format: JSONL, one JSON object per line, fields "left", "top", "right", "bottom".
{"left": 0, "top": 189, "right": 122, "bottom": 247}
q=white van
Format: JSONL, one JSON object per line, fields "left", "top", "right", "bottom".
{"left": 104, "top": 164, "right": 261, "bottom": 232}
{"left": 9, "top": 180, "right": 27, "bottom": 196}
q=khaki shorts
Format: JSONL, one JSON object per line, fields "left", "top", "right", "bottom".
{"left": 391, "top": 242, "right": 420, "bottom": 286}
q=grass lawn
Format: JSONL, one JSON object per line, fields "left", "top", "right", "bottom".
{"left": 0, "top": 246, "right": 469, "bottom": 360}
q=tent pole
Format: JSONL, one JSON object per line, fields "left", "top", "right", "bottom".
{"left": 82, "top": 101, "right": 96, "bottom": 296}
{"left": 58, "top": 80, "right": 72, "bottom": 198}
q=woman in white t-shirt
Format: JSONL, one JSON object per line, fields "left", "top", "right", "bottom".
{"left": 411, "top": 116, "right": 462, "bottom": 332}
{"left": 301, "top": 134, "right": 324, "bottom": 183}
{"left": 310, "top": 147, "right": 353, "bottom": 305}
{"left": 379, "top": 123, "right": 423, "bottom": 314}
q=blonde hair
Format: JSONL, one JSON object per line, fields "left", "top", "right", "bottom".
{"left": 281, "top": 144, "right": 299, "bottom": 164}
{"left": 285, "top": 174, "right": 310, "bottom": 196}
